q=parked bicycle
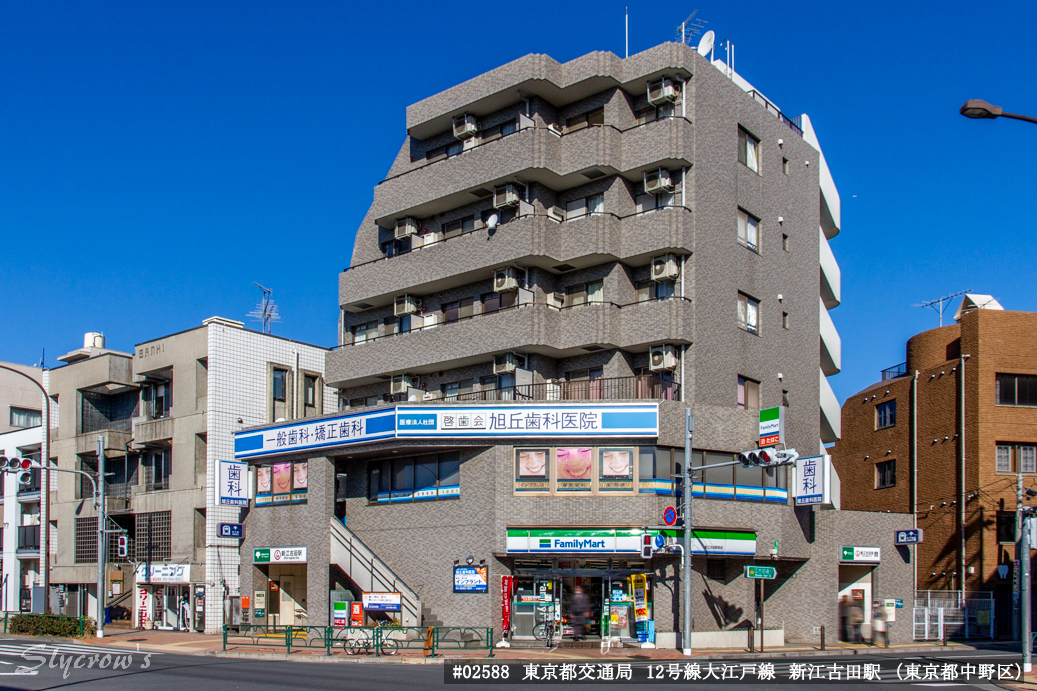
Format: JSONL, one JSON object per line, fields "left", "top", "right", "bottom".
{"left": 344, "top": 624, "right": 400, "bottom": 656}
{"left": 532, "top": 618, "right": 556, "bottom": 647}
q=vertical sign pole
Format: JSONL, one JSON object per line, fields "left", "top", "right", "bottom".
{"left": 682, "top": 408, "right": 693, "bottom": 656}
{"left": 96, "top": 435, "right": 106, "bottom": 639}
{"left": 1024, "top": 514, "right": 1032, "bottom": 673}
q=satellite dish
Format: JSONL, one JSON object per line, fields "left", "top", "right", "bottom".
{"left": 697, "top": 30, "right": 715, "bottom": 56}
{"left": 486, "top": 212, "right": 500, "bottom": 229}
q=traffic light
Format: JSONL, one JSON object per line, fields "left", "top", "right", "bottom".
{"left": 641, "top": 534, "right": 653, "bottom": 559}
{"left": 0, "top": 456, "right": 33, "bottom": 484}
{"left": 117, "top": 536, "right": 129, "bottom": 559}
{"left": 738, "top": 448, "right": 799, "bottom": 468}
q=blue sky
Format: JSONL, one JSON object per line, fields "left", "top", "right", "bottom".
{"left": 1, "top": 0, "right": 1034, "bottom": 403}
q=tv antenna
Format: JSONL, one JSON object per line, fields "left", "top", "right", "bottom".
{"left": 248, "top": 282, "right": 281, "bottom": 334}
{"left": 914, "top": 289, "right": 972, "bottom": 327}
{"left": 676, "top": 10, "right": 707, "bottom": 47}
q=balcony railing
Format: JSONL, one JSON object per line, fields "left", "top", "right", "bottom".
{"left": 745, "top": 90, "right": 803, "bottom": 136}
{"left": 881, "top": 362, "right": 909, "bottom": 380}
{"left": 18, "top": 524, "right": 40, "bottom": 551}
{"left": 337, "top": 296, "right": 692, "bottom": 349}
{"left": 419, "top": 373, "right": 679, "bottom": 403}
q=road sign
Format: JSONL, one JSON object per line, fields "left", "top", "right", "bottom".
{"left": 219, "top": 523, "right": 244, "bottom": 539}
{"left": 744, "top": 565, "right": 777, "bottom": 579}
{"left": 663, "top": 506, "right": 677, "bottom": 526}
{"left": 654, "top": 534, "right": 665, "bottom": 549}
{"left": 895, "top": 529, "right": 923, "bottom": 545}
{"left": 894, "top": 599, "right": 904, "bottom": 608}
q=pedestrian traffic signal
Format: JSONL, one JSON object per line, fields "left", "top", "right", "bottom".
{"left": 117, "top": 536, "right": 128, "bottom": 559}
{"left": 641, "top": 534, "right": 653, "bottom": 559}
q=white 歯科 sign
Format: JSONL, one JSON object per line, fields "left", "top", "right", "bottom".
{"left": 135, "top": 563, "right": 191, "bottom": 584}
{"left": 793, "top": 455, "right": 830, "bottom": 506}
{"left": 219, "top": 460, "right": 250, "bottom": 506}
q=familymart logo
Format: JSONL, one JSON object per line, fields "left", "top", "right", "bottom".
{"left": 542, "top": 538, "right": 606, "bottom": 550}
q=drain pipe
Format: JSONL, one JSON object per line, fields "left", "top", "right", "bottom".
{"left": 912, "top": 370, "right": 919, "bottom": 597}
{"left": 959, "top": 354, "right": 970, "bottom": 598}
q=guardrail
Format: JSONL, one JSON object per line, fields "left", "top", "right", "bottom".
{"left": 223, "top": 624, "right": 494, "bottom": 657}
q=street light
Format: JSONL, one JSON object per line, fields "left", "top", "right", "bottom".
{"left": 960, "top": 99, "right": 1037, "bottom": 124}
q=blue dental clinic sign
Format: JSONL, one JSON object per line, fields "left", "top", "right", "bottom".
{"left": 234, "top": 403, "right": 658, "bottom": 460}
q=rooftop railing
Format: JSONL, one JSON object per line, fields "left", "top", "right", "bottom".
{"left": 393, "top": 373, "right": 680, "bottom": 405}
{"left": 881, "top": 362, "right": 909, "bottom": 380}
{"left": 745, "top": 90, "right": 803, "bottom": 137}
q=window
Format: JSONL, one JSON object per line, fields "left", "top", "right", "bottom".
{"left": 382, "top": 237, "right": 411, "bottom": 258}
{"left": 77, "top": 455, "right": 97, "bottom": 500}
{"left": 384, "top": 315, "right": 411, "bottom": 336}
{"left": 442, "top": 380, "right": 473, "bottom": 401}
{"left": 80, "top": 390, "right": 138, "bottom": 433}
{"left": 737, "top": 376, "right": 760, "bottom": 410}
{"left": 481, "top": 291, "right": 517, "bottom": 314}
{"left": 635, "top": 107, "right": 657, "bottom": 125}
{"left": 304, "top": 375, "right": 317, "bottom": 407}
{"left": 737, "top": 292, "right": 760, "bottom": 334}
{"left": 635, "top": 193, "right": 656, "bottom": 214}
{"left": 738, "top": 127, "right": 760, "bottom": 173}
{"left": 876, "top": 400, "right": 896, "bottom": 430}
{"left": 997, "top": 444, "right": 1037, "bottom": 474}
{"left": 368, "top": 452, "right": 461, "bottom": 503}
{"left": 782, "top": 157, "right": 789, "bottom": 175}
{"left": 350, "top": 395, "right": 382, "bottom": 409}
{"left": 564, "top": 107, "right": 604, "bottom": 132}
{"left": 737, "top": 209, "right": 760, "bottom": 252}
{"left": 782, "top": 233, "right": 790, "bottom": 252}
{"left": 482, "top": 206, "right": 517, "bottom": 226}
{"left": 996, "top": 374, "right": 1037, "bottom": 406}
{"left": 143, "top": 450, "right": 170, "bottom": 491}
{"left": 565, "top": 368, "right": 604, "bottom": 400}
{"left": 135, "top": 511, "right": 171, "bottom": 562}
{"left": 351, "top": 321, "right": 378, "bottom": 345}
{"left": 426, "top": 141, "right": 463, "bottom": 162}
{"left": 443, "top": 215, "right": 475, "bottom": 239}
{"left": 564, "top": 280, "right": 603, "bottom": 307}
{"left": 997, "top": 511, "right": 1016, "bottom": 544}
{"left": 875, "top": 459, "right": 896, "bottom": 489}
{"left": 480, "top": 118, "right": 517, "bottom": 142}
{"left": 565, "top": 194, "right": 605, "bottom": 221}
{"left": 9, "top": 407, "right": 41, "bottom": 429}
{"left": 272, "top": 369, "right": 288, "bottom": 401}
{"left": 782, "top": 312, "right": 790, "bottom": 329}
{"left": 443, "top": 297, "right": 475, "bottom": 323}
{"left": 75, "top": 517, "right": 97, "bottom": 563}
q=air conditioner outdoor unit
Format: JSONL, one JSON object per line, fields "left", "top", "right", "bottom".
{"left": 647, "top": 77, "right": 678, "bottom": 105}
{"left": 394, "top": 294, "right": 420, "bottom": 316}
{"left": 395, "top": 217, "right": 419, "bottom": 239}
{"left": 547, "top": 206, "right": 565, "bottom": 223}
{"left": 494, "top": 266, "right": 519, "bottom": 292}
{"left": 650, "top": 253, "right": 680, "bottom": 281}
{"left": 391, "top": 374, "right": 419, "bottom": 394}
{"left": 649, "top": 344, "right": 678, "bottom": 371}
{"left": 453, "top": 113, "right": 478, "bottom": 139}
{"left": 493, "top": 352, "right": 521, "bottom": 374}
{"left": 550, "top": 291, "right": 565, "bottom": 307}
{"left": 644, "top": 168, "right": 674, "bottom": 194}
{"left": 493, "top": 184, "right": 521, "bottom": 209}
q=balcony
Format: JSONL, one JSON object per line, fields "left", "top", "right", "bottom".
{"left": 328, "top": 297, "right": 693, "bottom": 388}
{"left": 427, "top": 373, "right": 679, "bottom": 403}
{"left": 133, "top": 415, "right": 173, "bottom": 444}
{"left": 819, "top": 298, "right": 841, "bottom": 376}
{"left": 819, "top": 228, "right": 841, "bottom": 309}
{"left": 341, "top": 206, "right": 693, "bottom": 311}
{"left": 882, "top": 362, "right": 909, "bottom": 380}
{"left": 18, "top": 524, "right": 40, "bottom": 551}
{"left": 371, "top": 118, "right": 693, "bottom": 226}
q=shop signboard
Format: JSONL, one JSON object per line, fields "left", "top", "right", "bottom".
{"left": 234, "top": 403, "right": 659, "bottom": 460}
{"left": 759, "top": 407, "right": 785, "bottom": 446}
{"left": 350, "top": 602, "right": 363, "bottom": 627}
{"left": 506, "top": 528, "right": 642, "bottom": 553}
{"left": 895, "top": 529, "right": 923, "bottom": 545}
{"left": 218, "top": 460, "right": 250, "bottom": 506}
{"left": 253, "top": 547, "right": 307, "bottom": 564}
{"left": 454, "top": 566, "right": 488, "bottom": 593}
{"left": 684, "top": 529, "right": 757, "bottom": 556}
{"left": 631, "top": 574, "right": 648, "bottom": 623}
{"left": 333, "top": 601, "right": 349, "bottom": 629}
{"left": 135, "top": 563, "right": 190, "bottom": 584}
{"left": 841, "top": 546, "right": 881, "bottom": 563}
{"left": 362, "top": 592, "right": 402, "bottom": 612}
{"left": 517, "top": 594, "right": 552, "bottom": 603}
{"left": 793, "top": 455, "right": 829, "bottom": 506}
{"left": 501, "top": 576, "right": 513, "bottom": 633}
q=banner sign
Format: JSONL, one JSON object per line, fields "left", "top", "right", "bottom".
{"left": 501, "top": 576, "right": 513, "bottom": 633}
{"left": 793, "top": 455, "right": 830, "bottom": 506}
{"left": 253, "top": 547, "right": 307, "bottom": 564}
{"left": 631, "top": 574, "right": 648, "bottom": 623}
{"left": 218, "top": 460, "right": 250, "bottom": 506}
{"left": 235, "top": 404, "right": 658, "bottom": 459}
{"left": 454, "top": 565, "right": 489, "bottom": 593}
{"left": 135, "top": 563, "right": 190, "bottom": 584}
{"left": 759, "top": 407, "right": 785, "bottom": 447}
{"left": 362, "top": 592, "right": 402, "bottom": 611}
{"left": 841, "top": 546, "right": 881, "bottom": 563}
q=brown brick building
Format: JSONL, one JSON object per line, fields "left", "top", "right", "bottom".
{"left": 832, "top": 300, "right": 1037, "bottom": 634}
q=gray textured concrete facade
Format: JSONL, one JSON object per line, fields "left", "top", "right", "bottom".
{"left": 237, "top": 42, "right": 887, "bottom": 649}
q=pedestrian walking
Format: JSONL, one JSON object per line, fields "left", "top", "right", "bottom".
{"left": 871, "top": 604, "right": 888, "bottom": 648}
{"left": 571, "top": 587, "right": 591, "bottom": 641}
{"left": 838, "top": 595, "right": 851, "bottom": 642}
{"left": 850, "top": 602, "right": 864, "bottom": 644}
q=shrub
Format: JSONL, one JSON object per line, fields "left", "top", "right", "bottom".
{"left": 8, "top": 614, "right": 93, "bottom": 638}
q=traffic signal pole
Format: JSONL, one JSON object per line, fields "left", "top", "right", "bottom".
{"left": 682, "top": 408, "right": 693, "bottom": 656}
{"left": 95, "top": 435, "right": 106, "bottom": 639}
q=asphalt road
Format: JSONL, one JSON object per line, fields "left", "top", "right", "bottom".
{"left": 0, "top": 638, "right": 1022, "bottom": 690}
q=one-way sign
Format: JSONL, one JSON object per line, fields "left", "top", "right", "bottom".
{"left": 895, "top": 529, "right": 923, "bottom": 545}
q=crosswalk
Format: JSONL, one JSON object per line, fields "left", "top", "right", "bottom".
{"left": 0, "top": 639, "right": 163, "bottom": 676}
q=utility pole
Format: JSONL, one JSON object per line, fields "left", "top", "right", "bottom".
{"left": 682, "top": 408, "right": 693, "bottom": 656}
{"left": 1023, "top": 511, "right": 1032, "bottom": 673}
{"left": 96, "top": 435, "right": 106, "bottom": 639}
{"left": 1016, "top": 472, "right": 1024, "bottom": 641}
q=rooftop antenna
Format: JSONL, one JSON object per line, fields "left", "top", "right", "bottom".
{"left": 248, "top": 282, "right": 281, "bottom": 334}
{"left": 676, "top": 10, "right": 707, "bottom": 47}
{"left": 915, "top": 289, "right": 972, "bottom": 327}
{"left": 625, "top": 7, "right": 628, "bottom": 59}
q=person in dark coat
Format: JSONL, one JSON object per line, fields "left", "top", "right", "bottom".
{"left": 571, "top": 587, "right": 591, "bottom": 641}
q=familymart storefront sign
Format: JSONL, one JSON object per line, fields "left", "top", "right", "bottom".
{"left": 506, "top": 528, "right": 757, "bottom": 556}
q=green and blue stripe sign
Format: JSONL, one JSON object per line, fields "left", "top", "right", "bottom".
{"left": 506, "top": 527, "right": 757, "bottom": 556}
{"left": 235, "top": 403, "right": 658, "bottom": 459}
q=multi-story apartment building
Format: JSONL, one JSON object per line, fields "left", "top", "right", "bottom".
{"left": 832, "top": 297, "right": 1037, "bottom": 637}
{"left": 47, "top": 320, "right": 331, "bottom": 633}
{"left": 237, "top": 42, "right": 911, "bottom": 648}
{"left": 0, "top": 362, "right": 45, "bottom": 435}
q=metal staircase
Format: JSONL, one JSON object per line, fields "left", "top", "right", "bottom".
{"left": 329, "top": 517, "right": 422, "bottom": 626}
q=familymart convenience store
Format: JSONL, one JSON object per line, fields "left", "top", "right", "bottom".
{"left": 503, "top": 527, "right": 756, "bottom": 642}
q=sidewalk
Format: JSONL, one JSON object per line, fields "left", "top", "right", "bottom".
{"left": 68, "top": 628, "right": 1014, "bottom": 664}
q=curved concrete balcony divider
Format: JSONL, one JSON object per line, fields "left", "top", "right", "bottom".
{"left": 326, "top": 298, "right": 693, "bottom": 388}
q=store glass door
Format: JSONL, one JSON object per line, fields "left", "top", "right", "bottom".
{"left": 559, "top": 577, "right": 602, "bottom": 639}
{"left": 512, "top": 578, "right": 555, "bottom": 638}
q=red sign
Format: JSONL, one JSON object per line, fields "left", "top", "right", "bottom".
{"left": 501, "top": 576, "right": 514, "bottom": 633}
{"left": 760, "top": 434, "right": 780, "bottom": 447}
{"left": 350, "top": 602, "right": 363, "bottom": 627}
